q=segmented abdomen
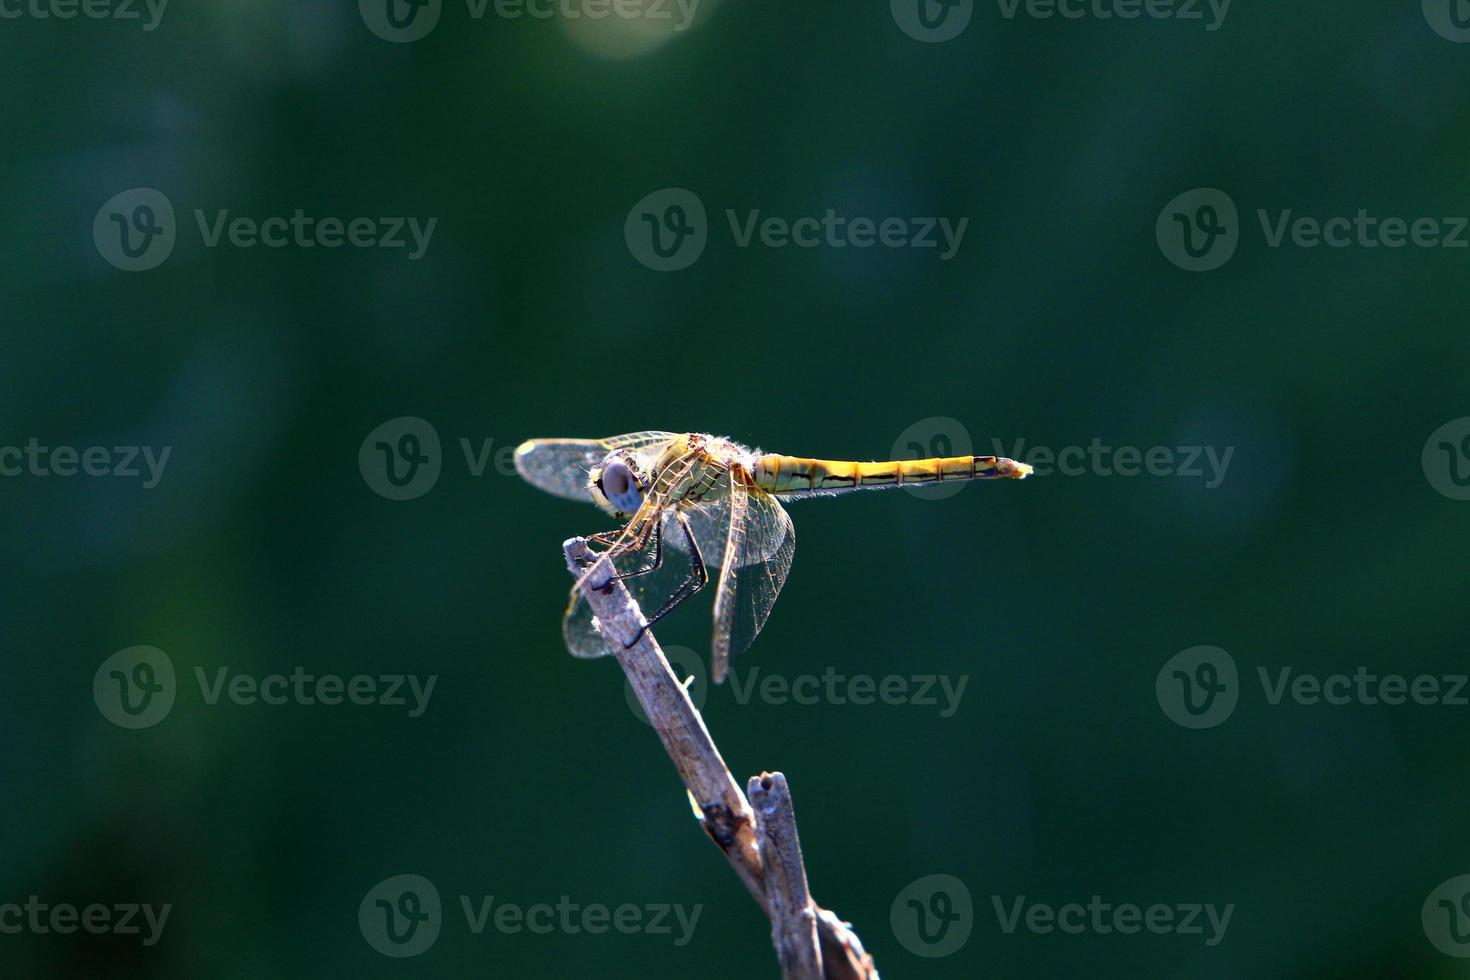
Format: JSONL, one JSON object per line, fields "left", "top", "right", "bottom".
{"left": 751, "top": 454, "right": 1028, "bottom": 496}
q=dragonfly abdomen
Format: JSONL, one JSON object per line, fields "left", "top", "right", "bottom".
{"left": 752, "top": 454, "right": 1031, "bottom": 496}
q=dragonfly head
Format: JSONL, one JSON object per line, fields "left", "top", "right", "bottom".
{"left": 588, "top": 452, "right": 646, "bottom": 518}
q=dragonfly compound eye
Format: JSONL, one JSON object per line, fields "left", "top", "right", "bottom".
{"left": 599, "top": 460, "right": 642, "bottom": 514}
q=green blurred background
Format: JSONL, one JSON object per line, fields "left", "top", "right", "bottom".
{"left": 3, "top": 1, "right": 1470, "bottom": 976}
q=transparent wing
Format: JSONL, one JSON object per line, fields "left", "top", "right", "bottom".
{"left": 558, "top": 454, "right": 795, "bottom": 679}
{"left": 667, "top": 478, "right": 786, "bottom": 568}
{"left": 718, "top": 482, "right": 795, "bottom": 683}
{"left": 561, "top": 449, "right": 704, "bottom": 658}
{"left": 514, "top": 431, "right": 678, "bottom": 502}
{"left": 703, "top": 478, "right": 796, "bottom": 683}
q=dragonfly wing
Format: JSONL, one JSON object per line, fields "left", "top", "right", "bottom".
{"left": 555, "top": 449, "right": 794, "bottom": 677}
{"left": 708, "top": 482, "right": 747, "bottom": 684}
{"left": 560, "top": 450, "right": 703, "bottom": 658}
{"left": 669, "top": 486, "right": 785, "bottom": 567}
{"left": 515, "top": 432, "right": 678, "bottom": 502}
{"left": 709, "top": 479, "right": 795, "bottom": 683}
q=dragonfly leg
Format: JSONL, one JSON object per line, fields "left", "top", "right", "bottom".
{"left": 625, "top": 510, "right": 706, "bottom": 648}
{"left": 582, "top": 529, "right": 624, "bottom": 553}
{"left": 585, "top": 509, "right": 659, "bottom": 555}
{"left": 608, "top": 517, "right": 663, "bottom": 583}
{"left": 578, "top": 514, "right": 664, "bottom": 587}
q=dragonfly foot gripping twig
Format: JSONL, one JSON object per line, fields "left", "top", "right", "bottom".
{"left": 563, "top": 537, "right": 879, "bottom": 980}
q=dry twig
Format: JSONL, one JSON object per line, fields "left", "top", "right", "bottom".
{"left": 563, "top": 537, "right": 879, "bottom": 980}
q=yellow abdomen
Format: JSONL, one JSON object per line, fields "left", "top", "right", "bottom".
{"left": 750, "top": 453, "right": 1031, "bottom": 496}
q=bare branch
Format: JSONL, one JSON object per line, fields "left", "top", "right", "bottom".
{"left": 749, "top": 772, "right": 823, "bottom": 979}
{"left": 563, "top": 538, "right": 764, "bottom": 908}
{"left": 562, "top": 537, "right": 880, "bottom": 979}
{"left": 813, "top": 908, "right": 879, "bottom": 980}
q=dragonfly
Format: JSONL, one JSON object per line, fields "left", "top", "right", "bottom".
{"left": 515, "top": 431, "right": 1032, "bottom": 683}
